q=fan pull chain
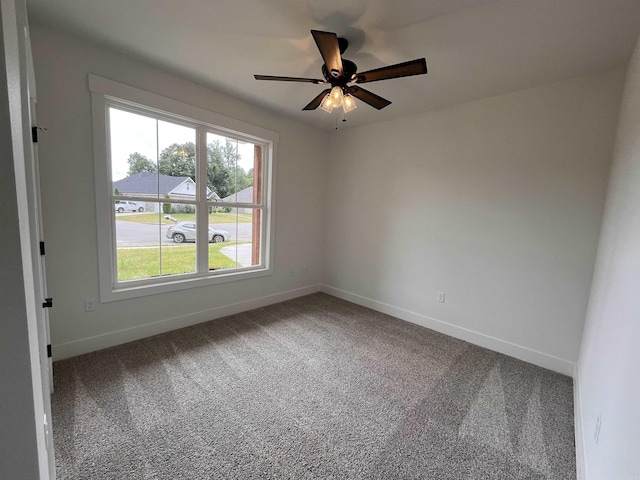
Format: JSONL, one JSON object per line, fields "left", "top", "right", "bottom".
{"left": 334, "top": 111, "right": 348, "bottom": 130}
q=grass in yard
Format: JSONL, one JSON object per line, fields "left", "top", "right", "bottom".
{"left": 117, "top": 242, "right": 241, "bottom": 281}
{"left": 116, "top": 212, "right": 252, "bottom": 224}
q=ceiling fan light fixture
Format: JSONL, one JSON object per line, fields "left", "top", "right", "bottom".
{"left": 342, "top": 94, "right": 357, "bottom": 113}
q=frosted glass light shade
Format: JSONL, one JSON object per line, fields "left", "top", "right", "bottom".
{"left": 342, "top": 94, "right": 357, "bottom": 113}
{"left": 329, "top": 86, "right": 344, "bottom": 108}
{"left": 319, "top": 93, "right": 335, "bottom": 112}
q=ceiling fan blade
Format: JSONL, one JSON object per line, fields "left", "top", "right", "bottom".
{"left": 302, "top": 89, "right": 331, "bottom": 110}
{"left": 355, "top": 58, "right": 427, "bottom": 84}
{"left": 311, "top": 30, "right": 343, "bottom": 78}
{"left": 347, "top": 86, "right": 392, "bottom": 110}
{"left": 254, "top": 74, "right": 324, "bottom": 84}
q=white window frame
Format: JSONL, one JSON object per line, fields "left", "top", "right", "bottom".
{"left": 89, "top": 74, "right": 278, "bottom": 302}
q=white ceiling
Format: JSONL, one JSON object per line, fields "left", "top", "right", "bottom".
{"left": 26, "top": 0, "right": 640, "bottom": 131}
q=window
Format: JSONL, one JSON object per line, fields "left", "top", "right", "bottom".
{"left": 90, "top": 75, "right": 277, "bottom": 301}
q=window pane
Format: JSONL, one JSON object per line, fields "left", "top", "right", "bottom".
{"left": 110, "top": 108, "right": 157, "bottom": 183}
{"left": 206, "top": 133, "right": 256, "bottom": 203}
{"left": 162, "top": 208, "right": 197, "bottom": 276}
{"left": 115, "top": 203, "right": 199, "bottom": 281}
{"left": 110, "top": 107, "right": 197, "bottom": 201}
{"left": 115, "top": 202, "right": 162, "bottom": 282}
{"left": 210, "top": 207, "right": 261, "bottom": 271}
{"left": 157, "top": 121, "right": 197, "bottom": 201}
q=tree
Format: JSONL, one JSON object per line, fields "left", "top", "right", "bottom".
{"left": 207, "top": 140, "right": 252, "bottom": 198}
{"left": 147, "top": 139, "right": 253, "bottom": 200}
{"left": 158, "top": 142, "right": 196, "bottom": 179}
{"left": 162, "top": 194, "right": 171, "bottom": 214}
{"left": 127, "top": 152, "right": 156, "bottom": 176}
{"left": 206, "top": 141, "right": 232, "bottom": 198}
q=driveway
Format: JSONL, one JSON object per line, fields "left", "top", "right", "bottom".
{"left": 220, "top": 243, "right": 253, "bottom": 267}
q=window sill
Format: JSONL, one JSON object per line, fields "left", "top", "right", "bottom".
{"left": 100, "top": 266, "right": 273, "bottom": 303}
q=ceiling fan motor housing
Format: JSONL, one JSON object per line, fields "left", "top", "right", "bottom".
{"left": 322, "top": 59, "right": 358, "bottom": 87}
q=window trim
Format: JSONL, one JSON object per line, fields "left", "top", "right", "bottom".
{"left": 90, "top": 74, "right": 278, "bottom": 302}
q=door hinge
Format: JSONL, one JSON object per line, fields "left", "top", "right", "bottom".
{"left": 31, "top": 126, "right": 47, "bottom": 143}
{"left": 47, "top": 344, "right": 52, "bottom": 358}
{"left": 39, "top": 241, "right": 45, "bottom": 256}
{"left": 42, "top": 297, "right": 53, "bottom": 308}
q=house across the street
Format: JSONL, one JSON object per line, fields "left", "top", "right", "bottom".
{"left": 113, "top": 172, "right": 219, "bottom": 212}
{"left": 221, "top": 185, "right": 253, "bottom": 213}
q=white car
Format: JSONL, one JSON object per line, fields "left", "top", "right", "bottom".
{"left": 166, "top": 221, "right": 231, "bottom": 243}
{"left": 115, "top": 200, "right": 145, "bottom": 213}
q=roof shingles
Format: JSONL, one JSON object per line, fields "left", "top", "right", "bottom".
{"left": 113, "top": 172, "right": 191, "bottom": 195}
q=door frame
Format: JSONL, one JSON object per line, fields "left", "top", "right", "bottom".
{"left": 2, "top": 0, "right": 55, "bottom": 478}
{"left": 20, "top": 19, "right": 56, "bottom": 477}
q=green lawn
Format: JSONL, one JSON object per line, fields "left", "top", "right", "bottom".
{"left": 116, "top": 212, "right": 252, "bottom": 224}
{"left": 117, "top": 242, "right": 240, "bottom": 281}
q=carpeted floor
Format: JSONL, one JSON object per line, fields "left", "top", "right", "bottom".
{"left": 52, "top": 293, "right": 576, "bottom": 479}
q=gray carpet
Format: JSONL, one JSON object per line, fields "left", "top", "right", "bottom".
{"left": 52, "top": 293, "right": 576, "bottom": 479}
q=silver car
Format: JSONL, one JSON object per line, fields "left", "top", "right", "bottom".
{"left": 165, "top": 221, "right": 231, "bottom": 243}
{"left": 115, "top": 200, "right": 145, "bottom": 213}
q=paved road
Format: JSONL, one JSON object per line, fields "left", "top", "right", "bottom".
{"left": 115, "top": 219, "right": 253, "bottom": 247}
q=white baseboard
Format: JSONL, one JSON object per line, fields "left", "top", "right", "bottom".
{"left": 55, "top": 282, "right": 576, "bottom": 376}
{"left": 573, "top": 364, "right": 587, "bottom": 480}
{"left": 53, "top": 284, "right": 321, "bottom": 360}
{"left": 321, "top": 284, "right": 576, "bottom": 376}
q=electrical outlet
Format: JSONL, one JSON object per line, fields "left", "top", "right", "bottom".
{"left": 594, "top": 414, "right": 602, "bottom": 443}
{"left": 84, "top": 298, "right": 96, "bottom": 312}
{"left": 437, "top": 291, "right": 446, "bottom": 303}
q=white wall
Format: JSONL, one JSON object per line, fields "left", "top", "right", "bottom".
{"left": 29, "top": 23, "right": 328, "bottom": 359}
{"left": 323, "top": 70, "right": 624, "bottom": 374}
{"left": 577, "top": 37, "right": 640, "bottom": 479}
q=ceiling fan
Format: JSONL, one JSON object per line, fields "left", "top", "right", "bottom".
{"left": 254, "top": 30, "right": 427, "bottom": 113}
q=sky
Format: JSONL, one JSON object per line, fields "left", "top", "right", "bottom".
{"left": 109, "top": 107, "right": 256, "bottom": 181}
